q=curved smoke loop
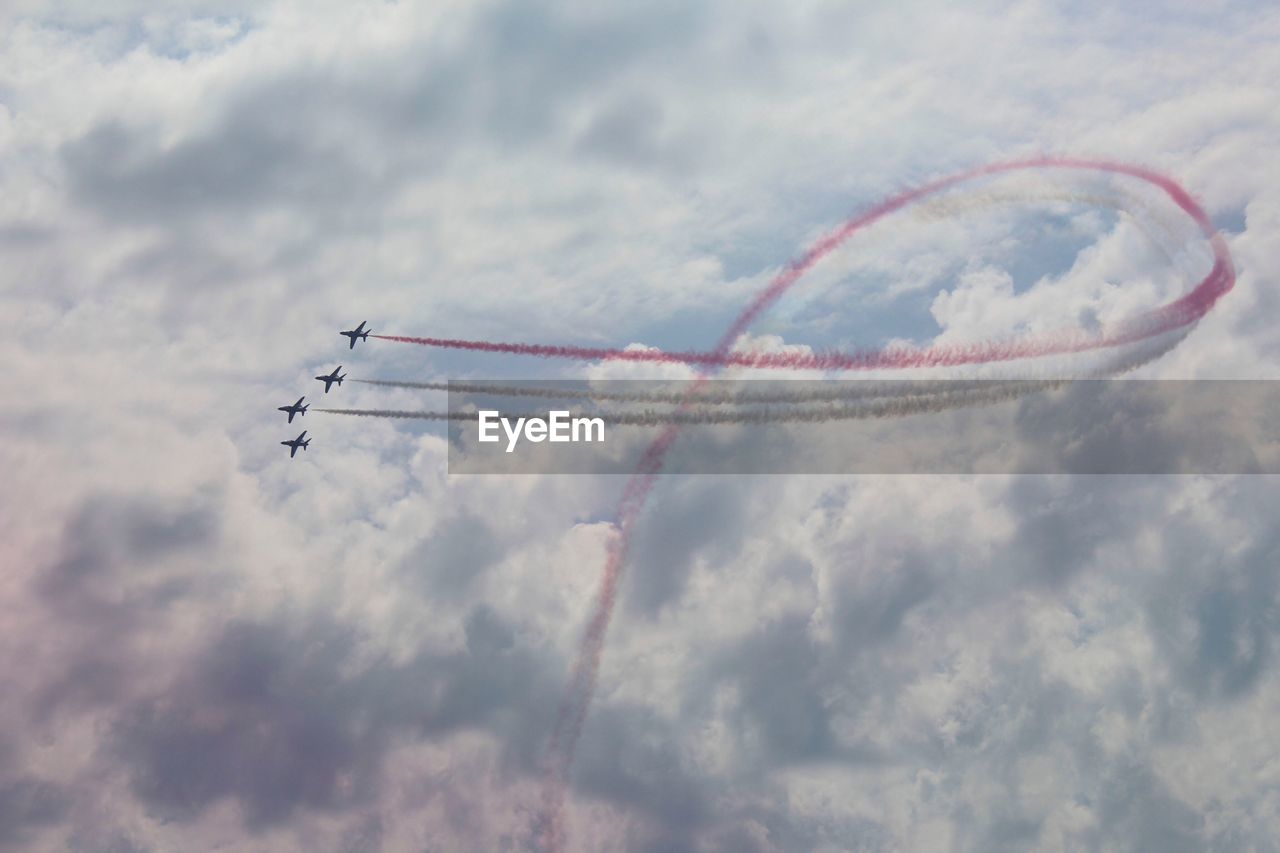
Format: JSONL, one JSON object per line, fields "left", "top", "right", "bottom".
{"left": 321, "top": 158, "right": 1236, "bottom": 851}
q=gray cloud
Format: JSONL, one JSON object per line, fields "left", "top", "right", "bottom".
{"left": 399, "top": 510, "right": 507, "bottom": 600}
{"left": 110, "top": 616, "right": 384, "bottom": 827}
{"left": 59, "top": 0, "right": 709, "bottom": 226}
{"left": 109, "top": 603, "right": 556, "bottom": 830}
{"left": 1148, "top": 517, "right": 1280, "bottom": 700}
{"left": 30, "top": 491, "right": 224, "bottom": 719}
{"left": 625, "top": 478, "right": 748, "bottom": 615}
{"left": 0, "top": 775, "right": 68, "bottom": 847}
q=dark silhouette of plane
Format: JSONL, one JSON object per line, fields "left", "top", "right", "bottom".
{"left": 315, "top": 365, "right": 345, "bottom": 393}
{"left": 278, "top": 396, "right": 308, "bottom": 423}
{"left": 282, "top": 431, "right": 310, "bottom": 458}
{"left": 341, "top": 321, "right": 371, "bottom": 349}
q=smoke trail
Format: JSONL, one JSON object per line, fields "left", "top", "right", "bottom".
{"left": 319, "top": 330, "right": 1189, "bottom": 427}
{"left": 325, "top": 326, "right": 1192, "bottom": 428}
{"left": 350, "top": 324, "right": 1186, "bottom": 409}
{"left": 348, "top": 159, "right": 1231, "bottom": 849}
{"left": 350, "top": 376, "right": 1036, "bottom": 406}
{"left": 372, "top": 302, "right": 1222, "bottom": 372}
{"left": 521, "top": 159, "right": 1236, "bottom": 853}
{"left": 316, "top": 381, "right": 1063, "bottom": 426}
{"left": 371, "top": 159, "right": 1233, "bottom": 383}
{"left": 356, "top": 177, "right": 1196, "bottom": 414}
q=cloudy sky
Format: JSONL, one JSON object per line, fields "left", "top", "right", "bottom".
{"left": 2, "top": 1, "right": 1280, "bottom": 850}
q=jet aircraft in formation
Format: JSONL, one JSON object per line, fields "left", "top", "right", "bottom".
{"left": 281, "top": 431, "right": 310, "bottom": 458}
{"left": 278, "top": 321, "right": 368, "bottom": 458}
{"left": 315, "top": 365, "right": 345, "bottom": 394}
{"left": 341, "top": 321, "right": 371, "bottom": 349}
{"left": 278, "top": 396, "right": 308, "bottom": 423}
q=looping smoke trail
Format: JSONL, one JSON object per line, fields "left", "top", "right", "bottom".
{"left": 372, "top": 161, "right": 1232, "bottom": 381}
{"left": 358, "top": 158, "right": 1234, "bottom": 851}
{"left": 532, "top": 159, "right": 1233, "bottom": 853}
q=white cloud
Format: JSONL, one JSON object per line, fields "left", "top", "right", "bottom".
{"left": 1, "top": 0, "right": 1279, "bottom": 850}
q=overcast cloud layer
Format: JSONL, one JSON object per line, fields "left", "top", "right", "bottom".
{"left": 3, "top": 1, "right": 1280, "bottom": 851}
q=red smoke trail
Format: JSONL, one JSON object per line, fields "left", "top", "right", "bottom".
{"left": 526, "top": 158, "right": 1235, "bottom": 852}
{"left": 385, "top": 158, "right": 1231, "bottom": 851}
{"left": 374, "top": 160, "right": 1233, "bottom": 380}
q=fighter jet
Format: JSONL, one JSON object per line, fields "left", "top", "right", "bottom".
{"left": 281, "top": 430, "right": 311, "bottom": 458}
{"left": 315, "top": 365, "right": 345, "bottom": 393}
{"left": 278, "top": 396, "right": 309, "bottom": 423}
{"left": 340, "top": 321, "right": 371, "bottom": 349}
